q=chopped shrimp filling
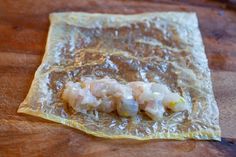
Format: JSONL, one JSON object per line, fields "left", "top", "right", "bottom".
{"left": 62, "top": 76, "right": 189, "bottom": 120}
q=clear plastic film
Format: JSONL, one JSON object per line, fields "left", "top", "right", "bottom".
{"left": 18, "top": 12, "right": 221, "bottom": 140}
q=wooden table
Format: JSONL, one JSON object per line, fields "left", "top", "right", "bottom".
{"left": 0, "top": 0, "right": 236, "bottom": 156}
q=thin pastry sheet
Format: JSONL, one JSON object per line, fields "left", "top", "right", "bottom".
{"left": 18, "top": 12, "right": 221, "bottom": 140}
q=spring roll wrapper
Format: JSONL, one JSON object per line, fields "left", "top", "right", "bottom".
{"left": 18, "top": 12, "right": 221, "bottom": 140}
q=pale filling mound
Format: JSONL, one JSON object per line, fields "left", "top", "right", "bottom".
{"left": 62, "top": 76, "right": 189, "bottom": 120}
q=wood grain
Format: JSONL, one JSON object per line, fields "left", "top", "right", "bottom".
{"left": 0, "top": 0, "right": 236, "bottom": 156}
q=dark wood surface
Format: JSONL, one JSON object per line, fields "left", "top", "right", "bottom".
{"left": 0, "top": 0, "right": 236, "bottom": 156}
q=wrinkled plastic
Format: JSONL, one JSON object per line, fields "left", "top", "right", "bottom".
{"left": 18, "top": 12, "right": 221, "bottom": 140}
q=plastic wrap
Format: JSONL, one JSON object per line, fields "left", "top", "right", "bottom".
{"left": 18, "top": 12, "right": 221, "bottom": 140}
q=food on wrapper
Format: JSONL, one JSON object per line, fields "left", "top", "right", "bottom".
{"left": 18, "top": 12, "right": 221, "bottom": 140}
{"left": 62, "top": 77, "right": 189, "bottom": 120}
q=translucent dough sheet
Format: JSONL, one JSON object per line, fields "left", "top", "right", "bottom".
{"left": 18, "top": 12, "right": 221, "bottom": 140}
